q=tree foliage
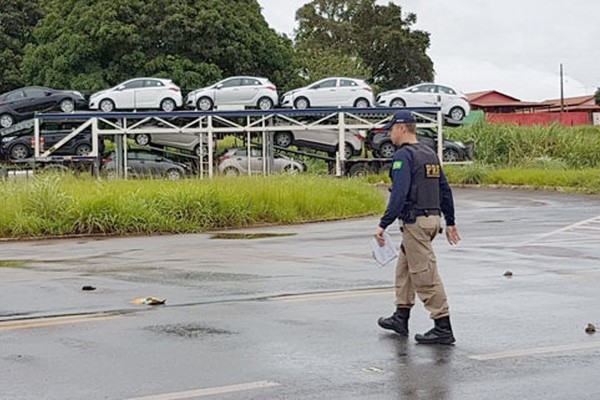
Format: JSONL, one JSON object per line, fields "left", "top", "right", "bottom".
{"left": 0, "top": 0, "right": 42, "bottom": 93}
{"left": 595, "top": 87, "right": 600, "bottom": 106}
{"left": 295, "top": 0, "right": 434, "bottom": 90}
{"left": 22, "top": 0, "right": 300, "bottom": 92}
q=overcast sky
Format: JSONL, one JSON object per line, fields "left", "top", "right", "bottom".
{"left": 258, "top": 0, "right": 599, "bottom": 101}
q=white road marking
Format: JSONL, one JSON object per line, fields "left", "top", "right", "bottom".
{"left": 0, "top": 313, "right": 119, "bottom": 331}
{"left": 271, "top": 288, "right": 392, "bottom": 302}
{"left": 124, "top": 381, "right": 280, "bottom": 400}
{"left": 470, "top": 341, "right": 600, "bottom": 361}
{"left": 529, "top": 215, "right": 600, "bottom": 243}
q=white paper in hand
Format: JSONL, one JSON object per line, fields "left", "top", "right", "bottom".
{"left": 370, "top": 231, "right": 399, "bottom": 267}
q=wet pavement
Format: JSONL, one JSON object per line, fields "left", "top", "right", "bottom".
{"left": 1, "top": 187, "right": 600, "bottom": 399}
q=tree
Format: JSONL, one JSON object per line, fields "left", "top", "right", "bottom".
{"left": 595, "top": 87, "right": 600, "bottom": 106}
{"left": 0, "top": 0, "right": 42, "bottom": 93}
{"left": 295, "top": 0, "right": 434, "bottom": 90}
{"left": 295, "top": 47, "right": 371, "bottom": 83}
{"left": 22, "top": 0, "right": 300, "bottom": 93}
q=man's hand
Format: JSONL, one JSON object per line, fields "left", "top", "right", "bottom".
{"left": 445, "top": 225, "right": 461, "bottom": 245}
{"left": 375, "top": 226, "right": 386, "bottom": 247}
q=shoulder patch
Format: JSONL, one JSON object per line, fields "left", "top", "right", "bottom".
{"left": 392, "top": 161, "right": 403, "bottom": 170}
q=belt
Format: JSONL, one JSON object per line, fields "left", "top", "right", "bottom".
{"left": 415, "top": 209, "right": 440, "bottom": 217}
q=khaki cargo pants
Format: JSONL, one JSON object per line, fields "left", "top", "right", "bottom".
{"left": 395, "top": 215, "right": 450, "bottom": 320}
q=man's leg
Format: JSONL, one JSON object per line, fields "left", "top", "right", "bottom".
{"left": 377, "top": 240, "right": 414, "bottom": 336}
{"left": 403, "top": 216, "right": 455, "bottom": 344}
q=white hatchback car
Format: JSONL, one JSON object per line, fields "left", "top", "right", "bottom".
{"left": 376, "top": 83, "right": 470, "bottom": 121}
{"left": 186, "top": 76, "right": 278, "bottom": 111}
{"left": 89, "top": 78, "right": 183, "bottom": 112}
{"left": 280, "top": 77, "right": 374, "bottom": 109}
{"left": 217, "top": 148, "right": 305, "bottom": 176}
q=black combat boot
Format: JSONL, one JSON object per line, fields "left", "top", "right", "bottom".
{"left": 414, "top": 316, "right": 455, "bottom": 345}
{"left": 377, "top": 307, "right": 410, "bottom": 337}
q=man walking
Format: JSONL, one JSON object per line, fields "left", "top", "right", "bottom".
{"left": 375, "top": 110, "right": 460, "bottom": 345}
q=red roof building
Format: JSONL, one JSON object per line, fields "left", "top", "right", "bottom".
{"left": 467, "top": 90, "right": 545, "bottom": 113}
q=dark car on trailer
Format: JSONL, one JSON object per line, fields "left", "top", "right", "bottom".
{"left": 102, "top": 150, "right": 190, "bottom": 180}
{"left": 0, "top": 86, "right": 86, "bottom": 129}
{"left": 366, "top": 127, "right": 472, "bottom": 162}
{"left": 0, "top": 121, "right": 100, "bottom": 161}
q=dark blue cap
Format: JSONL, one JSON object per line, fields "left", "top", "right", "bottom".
{"left": 383, "top": 110, "right": 416, "bottom": 130}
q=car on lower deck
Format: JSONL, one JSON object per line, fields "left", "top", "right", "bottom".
{"left": 1, "top": 121, "right": 101, "bottom": 161}
{"left": 217, "top": 147, "right": 305, "bottom": 176}
{"left": 366, "top": 127, "right": 472, "bottom": 162}
{"left": 102, "top": 151, "right": 190, "bottom": 180}
{"left": 272, "top": 128, "right": 364, "bottom": 160}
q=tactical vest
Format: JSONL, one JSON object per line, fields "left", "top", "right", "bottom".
{"left": 401, "top": 143, "right": 441, "bottom": 222}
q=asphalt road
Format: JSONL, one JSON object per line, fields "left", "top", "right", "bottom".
{"left": 1, "top": 187, "right": 600, "bottom": 400}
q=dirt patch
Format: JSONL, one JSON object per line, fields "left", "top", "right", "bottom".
{"left": 210, "top": 232, "right": 296, "bottom": 240}
{"left": 146, "top": 323, "right": 235, "bottom": 338}
{"left": 0, "top": 260, "right": 31, "bottom": 268}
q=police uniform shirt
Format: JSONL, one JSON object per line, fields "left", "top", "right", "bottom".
{"left": 379, "top": 143, "right": 456, "bottom": 230}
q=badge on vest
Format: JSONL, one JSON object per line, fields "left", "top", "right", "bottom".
{"left": 425, "top": 164, "right": 440, "bottom": 178}
{"left": 392, "top": 161, "right": 403, "bottom": 170}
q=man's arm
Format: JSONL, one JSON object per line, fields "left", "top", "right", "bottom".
{"left": 439, "top": 169, "right": 460, "bottom": 245}
{"left": 376, "top": 151, "right": 411, "bottom": 246}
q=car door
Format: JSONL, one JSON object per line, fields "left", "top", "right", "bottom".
{"left": 416, "top": 128, "right": 438, "bottom": 153}
{"left": 406, "top": 84, "right": 439, "bottom": 107}
{"left": 135, "top": 79, "right": 165, "bottom": 109}
{"left": 4, "top": 90, "right": 29, "bottom": 115}
{"left": 338, "top": 79, "right": 360, "bottom": 106}
{"left": 114, "top": 79, "right": 144, "bottom": 109}
{"left": 436, "top": 85, "right": 458, "bottom": 112}
{"left": 23, "top": 88, "right": 54, "bottom": 113}
{"left": 240, "top": 78, "right": 262, "bottom": 104}
{"left": 214, "top": 78, "right": 244, "bottom": 105}
{"left": 249, "top": 148, "right": 264, "bottom": 173}
{"left": 307, "top": 79, "right": 338, "bottom": 107}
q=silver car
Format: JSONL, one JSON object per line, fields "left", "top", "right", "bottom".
{"left": 186, "top": 76, "right": 279, "bottom": 111}
{"left": 217, "top": 148, "right": 305, "bottom": 176}
{"left": 89, "top": 78, "right": 183, "bottom": 112}
{"left": 133, "top": 131, "right": 214, "bottom": 157}
{"left": 280, "top": 77, "right": 374, "bottom": 109}
{"left": 273, "top": 128, "right": 364, "bottom": 159}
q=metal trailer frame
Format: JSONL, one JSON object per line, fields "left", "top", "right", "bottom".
{"left": 32, "top": 107, "right": 444, "bottom": 178}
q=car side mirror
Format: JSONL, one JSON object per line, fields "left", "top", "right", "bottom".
{"left": 117, "top": 86, "right": 125, "bottom": 91}
{"left": 215, "top": 84, "right": 223, "bottom": 89}
{"left": 156, "top": 157, "right": 163, "bottom": 162}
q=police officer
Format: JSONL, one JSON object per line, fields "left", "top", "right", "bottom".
{"left": 374, "top": 110, "right": 460, "bottom": 345}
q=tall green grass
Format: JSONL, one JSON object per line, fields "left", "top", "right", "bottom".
{"left": 449, "top": 123, "right": 600, "bottom": 168}
{"left": 0, "top": 175, "right": 385, "bottom": 238}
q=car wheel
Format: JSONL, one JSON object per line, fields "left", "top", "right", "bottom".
{"left": 348, "top": 163, "right": 373, "bottom": 177}
{"left": 223, "top": 166, "right": 239, "bottom": 177}
{"left": 283, "top": 164, "right": 301, "bottom": 174}
{"left": 165, "top": 168, "right": 182, "bottom": 180}
{"left": 354, "top": 98, "right": 370, "bottom": 108}
{"left": 378, "top": 141, "right": 396, "bottom": 158}
{"left": 160, "top": 98, "right": 176, "bottom": 112}
{"left": 449, "top": 106, "right": 466, "bottom": 121}
{"left": 274, "top": 132, "right": 293, "bottom": 148}
{"left": 443, "top": 149, "right": 460, "bottom": 162}
{"left": 257, "top": 97, "right": 274, "bottom": 110}
{"left": 10, "top": 144, "right": 30, "bottom": 160}
{"left": 343, "top": 143, "right": 354, "bottom": 160}
{"left": 59, "top": 99, "right": 75, "bottom": 113}
{"left": 294, "top": 97, "right": 309, "bottom": 109}
{"left": 0, "top": 114, "right": 14, "bottom": 129}
{"left": 134, "top": 134, "right": 151, "bottom": 146}
{"left": 74, "top": 144, "right": 92, "bottom": 156}
{"left": 390, "top": 98, "right": 406, "bottom": 107}
{"left": 99, "top": 99, "right": 115, "bottom": 112}
{"left": 197, "top": 97, "right": 214, "bottom": 111}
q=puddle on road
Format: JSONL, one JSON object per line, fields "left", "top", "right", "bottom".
{"left": 0, "top": 260, "right": 31, "bottom": 269}
{"left": 146, "top": 323, "right": 235, "bottom": 339}
{"left": 210, "top": 233, "right": 296, "bottom": 240}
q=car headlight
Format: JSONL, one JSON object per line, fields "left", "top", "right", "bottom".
{"left": 2, "top": 136, "right": 16, "bottom": 143}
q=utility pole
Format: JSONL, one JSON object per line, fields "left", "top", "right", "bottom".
{"left": 560, "top": 63, "right": 565, "bottom": 113}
